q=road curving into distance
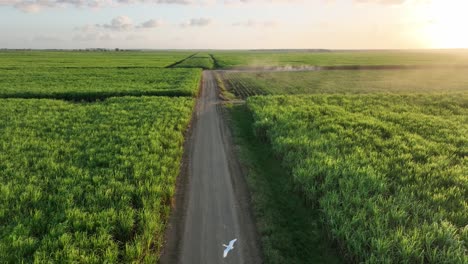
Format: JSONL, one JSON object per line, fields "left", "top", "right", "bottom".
{"left": 161, "top": 71, "right": 262, "bottom": 264}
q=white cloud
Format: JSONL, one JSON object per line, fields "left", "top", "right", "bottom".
{"left": 0, "top": 0, "right": 212, "bottom": 12}
{"left": 77, "top": 16, "right": 164, "bottom": 33}
{"left": 353, "top": 0, "right": 407, "bottom": 5}
{"left": 96, "top": 15, "right": 134, "bottom": 31}
{"left": 73, "top": 32, "right": 113, "bottom": 41}
{"left": 0, "top": 0, "right": 306, "bottom": 12}
{"left": 6, "top": 0, "right": 55, "bottom": 12}
{"left": 232, "top": 19, "right": 278, "bottom": 28}
{"left": 0, "top": 0, "right": 416, "bottom": 14}
{"left": 181, "top": 18, "right": 212, "bottom": 27}
{"left": 223, "top": 0, "right": 306, "bottom": 4}
{"left": 138, "top": 19, "right": 164, "bottom": 28}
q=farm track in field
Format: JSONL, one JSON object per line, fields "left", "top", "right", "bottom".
{"left": 161, "top": 71, "right": 262, "bottom": 263}
{"left": 166, "top": 52, "right": 199, "bottom": 68}
{"left": 209, "top": 54, "right": 222, "bottom": 69}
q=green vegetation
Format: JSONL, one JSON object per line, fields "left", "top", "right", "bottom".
{"left": 0, "top": 67, "right": 201, "bottom": 100}
{"left": 226, "top": 104, "right": 342, "bottom": 264}
{"left": 247, "top": 94, "right": 467, "bottom": 263}
{"left": 220, "top": 53, "right": 468, "bottom": 263}
{"left": 4, "top": 49, "right": 466, "bottom": 263}
{"left": 0, "top": 96, "right": 194, "bottom": 263}
{"left": 220, "top": 69, "right": 468, "bottom": 98}
{"left": 173, "top": 53, "right": 214, "bottom": 69}
{"left": 0, "top": 50, "right": 194, "bottom": 68}
{"left": 0, "top": 50, "right": 202, "bottom": 262}
{"left": 214, "top": 72, "right": 236, "bottom": 100}
{"left": 211, "top": 50, "right": 468, "bottom": 69}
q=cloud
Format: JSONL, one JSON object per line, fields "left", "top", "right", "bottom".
{"left": 353, "top": 0, "right": 406, "bottom": 5}
{"left": 4, "top": 0, "right": 55, "bottom": 12}
{"left": 137, "top": 19, "right": 164, "bottom": 28}
{"left": 223, "top": 0, "right": 306, "bottom": 4}
{"left": 1, "top": 0, "right": 313, "bottom": 12}
{"left": 232, "top": 19, "right": 278, "bottom": 28}
{"left": 0, "top": 0, "right": 109, "bottom": 12}
{"left": 77, "top": 16, "right": 163, "bottom": 32}
{"left": 73, "top": 32, "right": 113, "bottom": 42}
{"left": 96, "top": 15, "right": 134, "bottom": 31}
{"left": 116, "top": 0, "right": 193, "bottom": 3}
{"left": 0, "top": 0, "right": 211, "bottom": 12}
{"left": 181, "top": 18, "right": 212, "bottom": 27}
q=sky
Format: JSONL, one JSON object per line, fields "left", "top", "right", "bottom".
{"left": 0, "top": 0, "right": 467, "bottom": 49}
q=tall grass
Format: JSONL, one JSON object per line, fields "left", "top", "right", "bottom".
{"left": 211, "top": 50, "right": 468, "bottom": 69}
{"left": 174, "top": 53, "right": 215, "bottom": 69}
{"left": 0, "top": 97, "right": 194, "bottom": 262}
{"left": 0, "top": 67, "right": 201, "bottom": 100}
{"left": 247, "top": 94, "right": 467, "bottom": 263}
{"left": 222, "top": 69, "right": 468, "bottom": 96}
{"left": 0, "top": 50, "right": 194, "bottom": 68}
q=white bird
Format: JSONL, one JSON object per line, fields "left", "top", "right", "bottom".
{"left": 223, "top": 238, "right": 237, "bottom": 258}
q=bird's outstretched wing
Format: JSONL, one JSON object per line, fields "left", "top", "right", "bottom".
{"left": 223, "top": 238, "right": 238, "bottom": 258}
{"left": 229, "top": 238, "right": 237, "bottom": 247}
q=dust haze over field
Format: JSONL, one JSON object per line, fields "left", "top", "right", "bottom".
{"left": 210, "top": 50, "right": 468, "bottom": 69}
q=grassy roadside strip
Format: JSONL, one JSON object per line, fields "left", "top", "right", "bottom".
{"left": 209, "top": 54, "right": 221, "bottom": 69}
{"left": 214, "top": 72, "right": 236, "bottom": 101}
{"left": 224, "top": 104, "right": 343, "bottom": 264}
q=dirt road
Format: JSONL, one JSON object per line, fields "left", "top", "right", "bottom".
{"left": 161, "top": 71, "right": 261, "bottom": 263}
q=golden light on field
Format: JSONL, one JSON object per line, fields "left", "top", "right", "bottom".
{"left": 416, "top": 1, "right": 468, "bottom": 48}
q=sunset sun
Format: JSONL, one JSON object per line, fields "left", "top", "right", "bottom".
{"left": 416, "top": 0, "right": 468, "bottom": 48}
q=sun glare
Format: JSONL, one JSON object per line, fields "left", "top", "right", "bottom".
{"left": 417, "top": 1, "right": 468, "bottom": 48}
